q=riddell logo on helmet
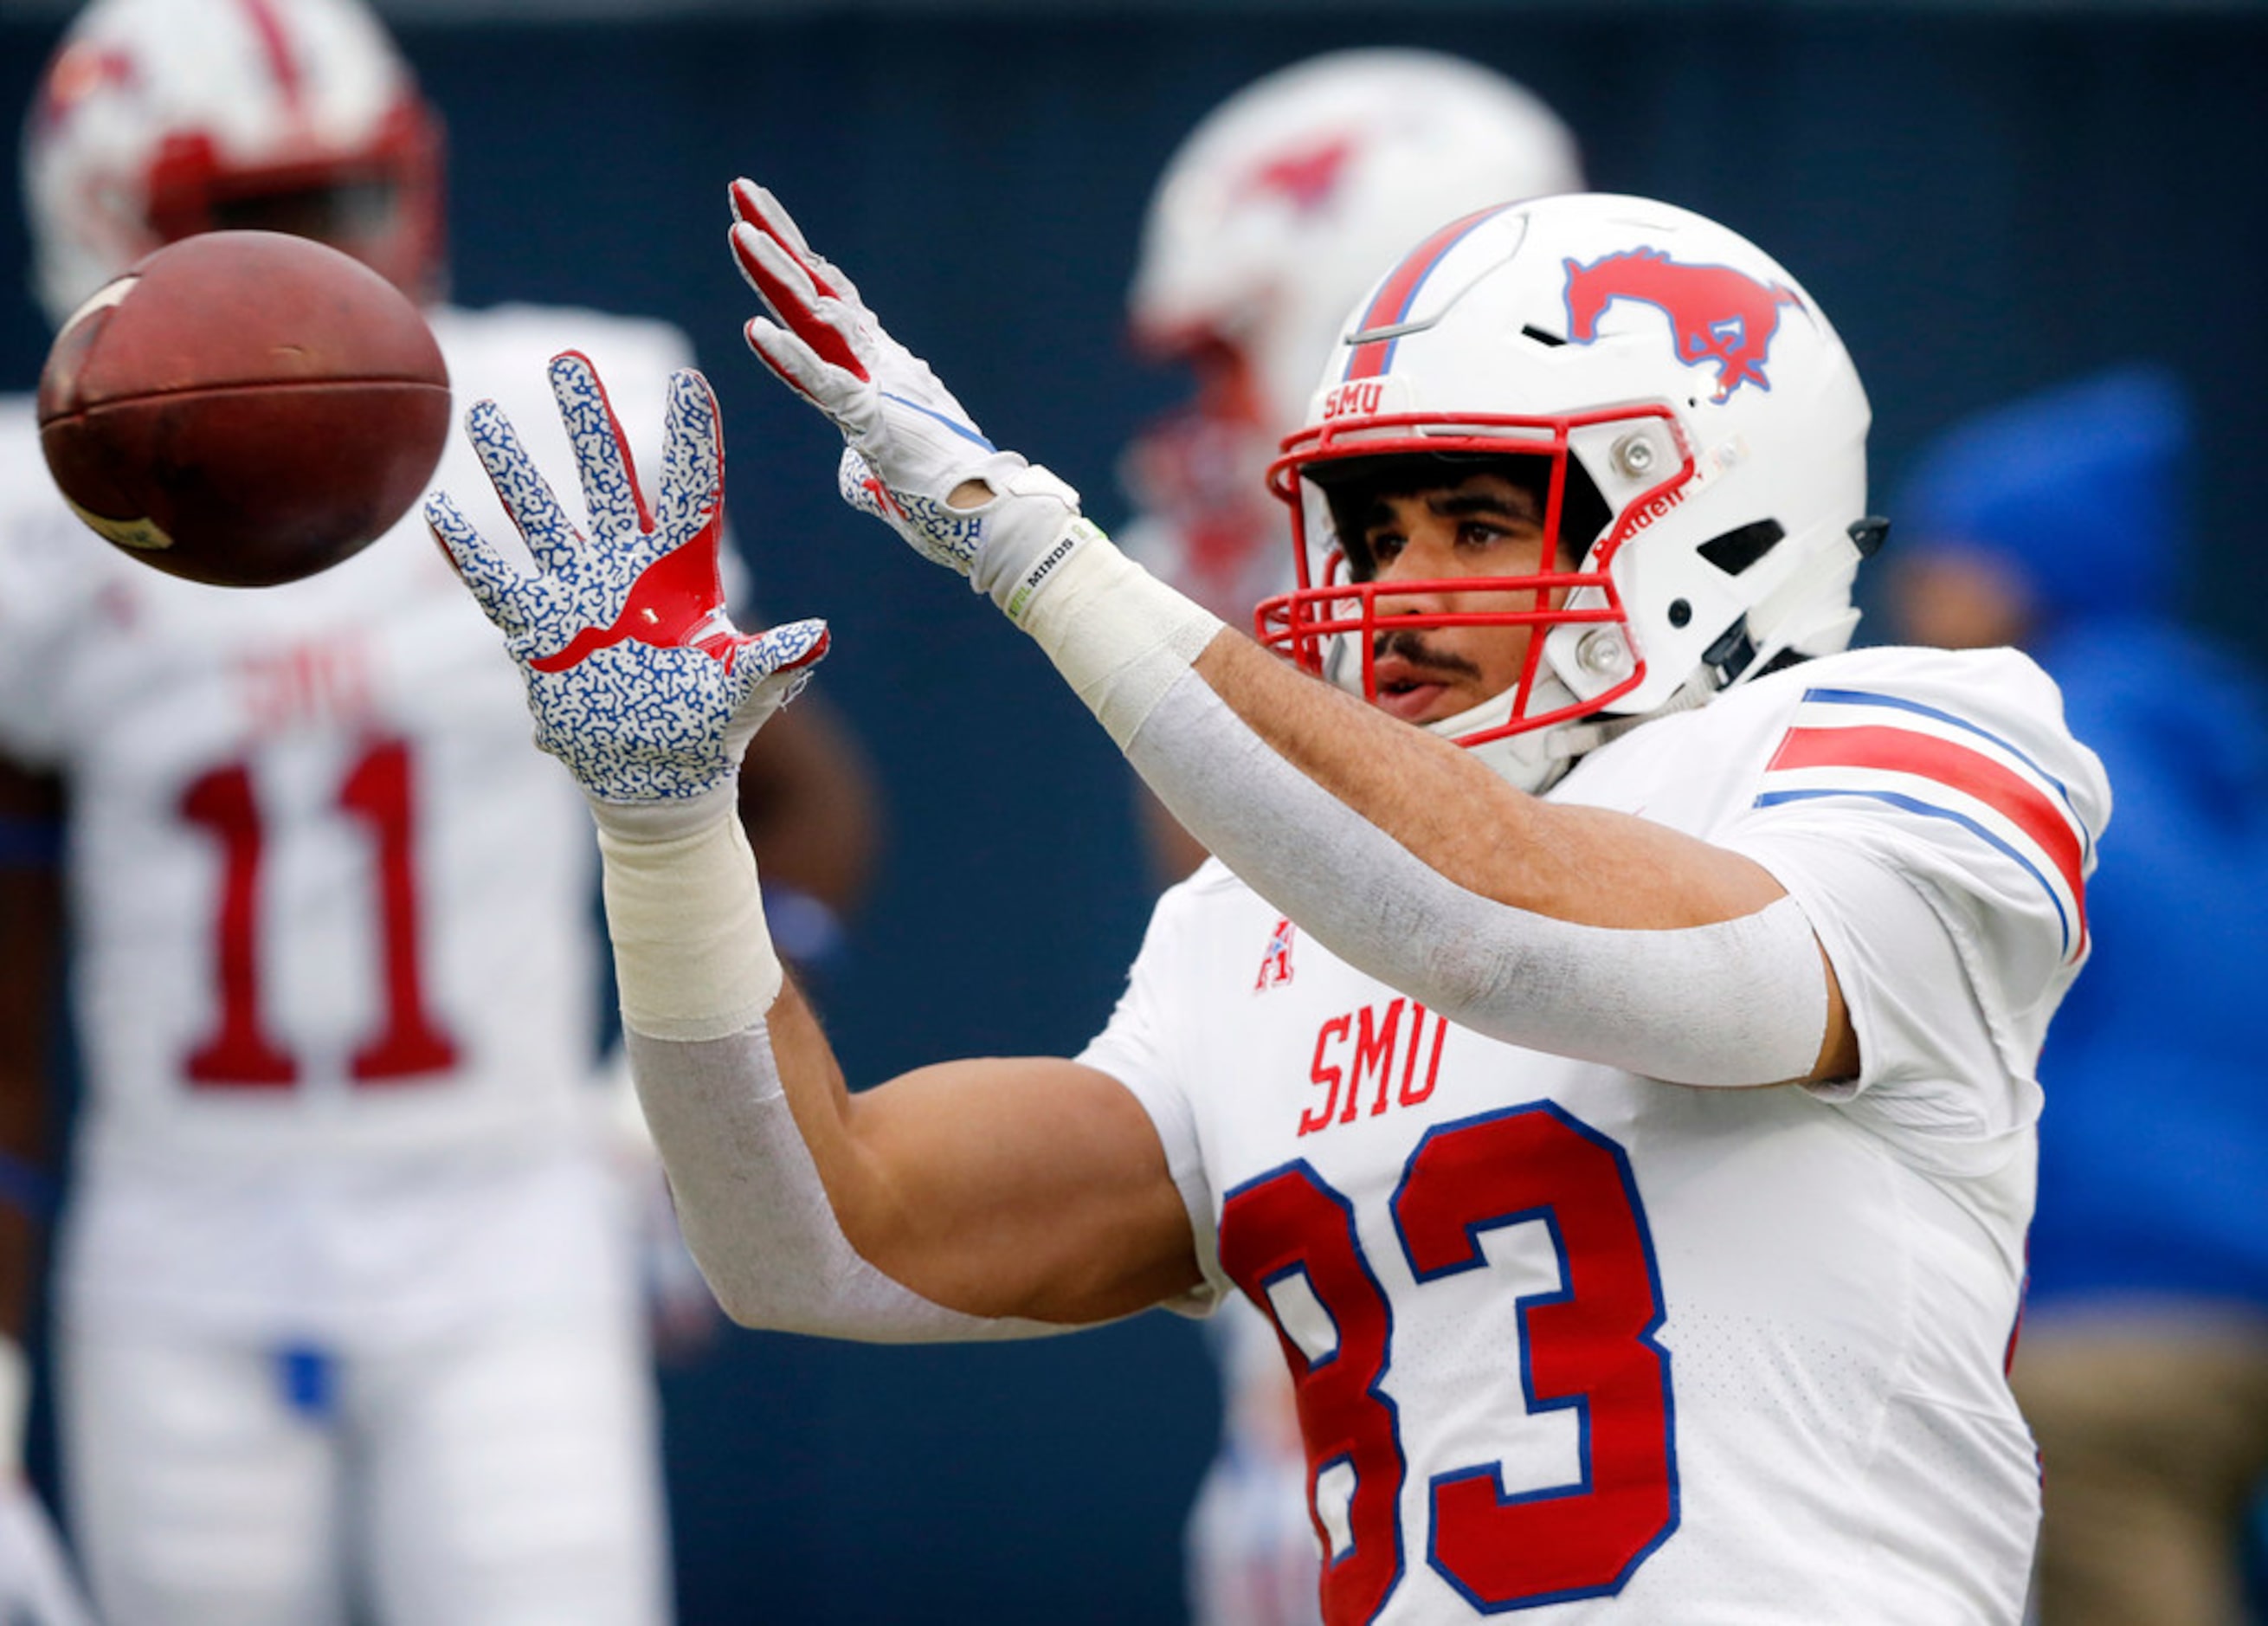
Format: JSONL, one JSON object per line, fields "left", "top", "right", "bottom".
{"left": 1616, "top": 432, "right": 1745, "bottom": 539}
{"left": 1623, "top": 481, "right": 1691, "bottom": 536}
{"left": 1323, "top": 380, "right": 1386, "bottom": 421}
{"left": 1562, "top": 248, "right": 1801, "bottom": 402}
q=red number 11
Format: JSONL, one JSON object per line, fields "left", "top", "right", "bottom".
{"left": 178, "top": 739, "right": 459, "bottom": 1088}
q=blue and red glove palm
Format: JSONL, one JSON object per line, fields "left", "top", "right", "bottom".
{"left": 426, "top": 352, "right": 827, "bottom": 826}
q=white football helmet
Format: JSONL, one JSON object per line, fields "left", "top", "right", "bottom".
{"left": 1260, "top": 193, "right": 1877, "bottom": 791}
{"left": 22, "top": 0, "right": 445, "bottom": 328}
{"left": 1120, "top": 49, "right": 1582, "bottom": 623}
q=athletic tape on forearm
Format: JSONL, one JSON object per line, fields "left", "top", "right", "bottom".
{"left": 1125, "top": 672, "right": 1827, "bottom": 1087}
{"left": 1010, "top": 532, "right": 1225, "bottom": 746}
{"left": 624, "top": 1026, "right": 1074, "bottom": 1343}
{"left": 595, "top": 808, "right": 782, "bottom": 1043}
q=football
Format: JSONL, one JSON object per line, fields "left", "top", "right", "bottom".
{"left": 35, "top": 229, "right": 451, "bottom": 588}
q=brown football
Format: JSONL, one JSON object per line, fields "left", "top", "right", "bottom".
{"left": 35, "top": 229, "right": 450, "bottom": 588}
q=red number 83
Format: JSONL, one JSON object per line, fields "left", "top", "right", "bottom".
{"left": 1219, "top": 1103, "right": 1678, "bottom": 1622}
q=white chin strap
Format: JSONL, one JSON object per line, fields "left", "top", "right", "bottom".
{"left": 1322, "top": 616, "right": 1678, "bottom": 795}
{"left": 1324, "top": 638, "right": 1588, "bottom": 796}
{"left": 1424, "top": 675, "right": 1585, "bottom": 795}
{"left": 1432, "top": 664, "right": 1730, "bottom": 795}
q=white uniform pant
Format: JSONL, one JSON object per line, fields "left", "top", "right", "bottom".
{"left": 0, "top": 1480, "right": 97, "bottom": 1626}
{"left": 58, "top": 1306, "right": 670, "bottom": 1626}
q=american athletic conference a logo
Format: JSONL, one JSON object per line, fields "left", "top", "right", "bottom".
{"left": 1562, "top": 248, "right": 1801, "bottom": 402}
{"left": 1253, "top": 918, "right": 1297, "bottom": 993}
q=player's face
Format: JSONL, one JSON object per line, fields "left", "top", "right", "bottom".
{"left": 1346, "top": 472, "right": 1558, "bottom": 726}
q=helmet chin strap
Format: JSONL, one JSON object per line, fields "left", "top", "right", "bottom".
{"left": 1422, "top": 670, "right": 1587, "bottom": 794}
{"left": 1440, "top": 668, "right": 1719, "bottom": 795}
{"left": 1459, "top": 726, "right": 1580, "bottom": 795}
{"left": 1323, "top": 635, "right": 1585, "bottom": 791}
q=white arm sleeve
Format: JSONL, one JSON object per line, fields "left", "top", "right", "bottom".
{"left": 623, "top": 1024, "right": 1070, "bottom": 1342}
{"left": 1128, "top": 674, "right": 1825, "bottom": 1085}
{"left": 597, "top": 809, "right": 1070, "bottom": 1340}
{"left": 1015, "top": 539, "right": 1826, "bottom": 1087}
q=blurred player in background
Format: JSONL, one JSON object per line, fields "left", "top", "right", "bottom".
{"left": 1885, "top": 365, "right": 2268, "bottom": 1626}
{"left": 0, "top": 801, "right": 92, "bottom": 1625}
{"left": 0, "top": 1, "right": 877, "bottom": 1622}
{"left": 1121, "top": 48, "right": 1585, "bottom": 884}
{"left": 429, "top": 180, "right": 2104, "bottom": 1622}
{"left": 1119, "top": 52, "right": 1583, "bottom": 1623}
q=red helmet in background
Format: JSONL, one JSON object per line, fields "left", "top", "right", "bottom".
{"left": 1119, "top": 49, "right": 1583, "bottom": 623}
{"left": 23, "top": 0, "right": 445, "bottom": 327}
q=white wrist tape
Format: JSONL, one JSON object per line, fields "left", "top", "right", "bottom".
{"left": 1012, "top": 532, "right": 1224, "bottom": 746}
{"left": 625, "top": 1025, "right": 1073, "bottom": 1343}
{"left": 1128, "top": 673, "right": 1828, "bottom": 1087}
{"left": 961, "top": 463, "right": 1103, "bottom": 624}
{"left": 595, "top": 804, "right": 782, "bottom": 1043}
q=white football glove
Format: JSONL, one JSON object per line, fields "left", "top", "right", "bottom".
{"left": 728, "top": 179, "right": 1105, "bottom": 624}
{"left": 426, "top": 352, "right": 828, "bottom": 834}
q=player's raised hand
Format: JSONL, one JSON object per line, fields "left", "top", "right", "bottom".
{"left": 426, "top": 352, "right": 828, "bottom": 827}
{"left": 729, "top": 179, "right": 1101, "bottom": 624}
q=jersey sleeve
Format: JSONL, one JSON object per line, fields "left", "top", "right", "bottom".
{"left": 1719, "top": 648, "right": 2110, "bottom": 1143}
{"left": 0, "top": 406, "right": 102, "bottom": 766}
{"left": 1076, "top": 885, "right": 1231, "bottom": 1316}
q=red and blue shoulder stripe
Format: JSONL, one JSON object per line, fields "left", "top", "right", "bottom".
{"left": 1754, "top": 687, "right": 2095, "bottom": 962}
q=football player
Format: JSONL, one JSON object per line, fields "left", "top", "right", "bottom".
{"left": 0, "top": 777, "right": 90, "bottom": 1626}
{"left": 431, "top": 184, "right": 2105, "bottom": 1622}
{"left": 1120, "top": 52, "right": 1583, "bottom": 1624}
{"left": 0, "top": 3, "right": 876, "bottom": 1623}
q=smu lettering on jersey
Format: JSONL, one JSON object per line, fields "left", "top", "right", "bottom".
{"left": 1084, "top": 643, "right": 2108, "bottom": 1624}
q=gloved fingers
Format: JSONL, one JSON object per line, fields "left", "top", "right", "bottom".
{"left": 726, "top": 179, "right": 815, "bottom": 261}
{"left": 711, "top": 616, "right": 830, "bottom": 749}
{"left": 815, "top": 301, "right": 987, "bottom": 454}
{"left": 744, "top": 314, "right": 867, "bottom": 429}
{"left": 834, "top": 447, "right": 903, "bottom": 525}
{"left": 465, "top": 396, "right": 583, "bottom": 579}
{"left": 746, "top": 616, "right": 832, "bottom": 682}
{"left": 549, "top": 351, "right": 657, "bottom": 543}
{"left": 725, "top": 617, "right": 832, "bottom": 730}
{"left": 727, "top": 179, "right": 864, "bottom": 310}
{"left": 730, "top": 221, "right": 869, "bottom": 384}
{"left": 658, "top": 368, "right": 726, "bottom": 549}
{"left": 423, "top": 491, "right": 529, "bottom": 637}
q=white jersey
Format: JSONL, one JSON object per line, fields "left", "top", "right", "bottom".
{"left": 1085, "top": 644, "right": 2108, "bottom": 1625}
{"left": 0, "top": 302, "right": 700, "bottom": 1341}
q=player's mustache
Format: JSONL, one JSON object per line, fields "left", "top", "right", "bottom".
{"left": 1370, "top": 626, "right": 1483, "bottom": 680}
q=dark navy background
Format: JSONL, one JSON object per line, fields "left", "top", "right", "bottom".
{"left": 5, "top": 10, "right": 2266, "bottom": 1622}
